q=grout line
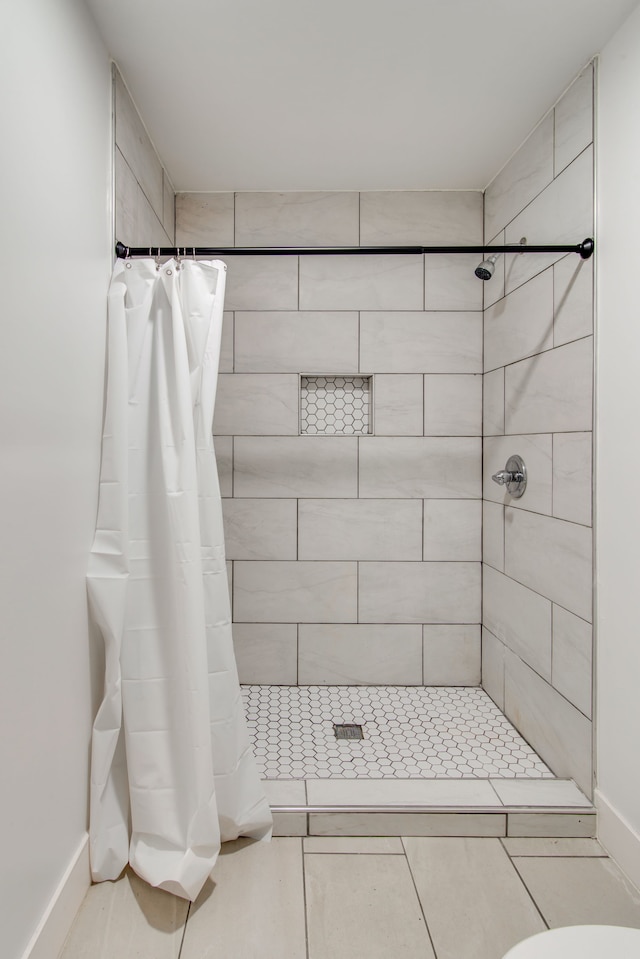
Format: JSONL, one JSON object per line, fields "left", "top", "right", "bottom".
{"left": 177, "top": 902, "right": 192, "bottom": 959}
{"left": 402, "top": 837, "right": 441, "bottom": 959}
{"left": 505, "top": 853, "right": 550, "bottom": 930}
{"left": 300, "top": 837, "right": 311, "bottom": 959}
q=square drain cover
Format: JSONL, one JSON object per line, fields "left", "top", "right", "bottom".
{"left": 334, "top": 723, "right": 364, "bottom": 740}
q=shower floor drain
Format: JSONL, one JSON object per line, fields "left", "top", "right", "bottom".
{"left": 334, "top": 723, "right": 364, "bottom": 740}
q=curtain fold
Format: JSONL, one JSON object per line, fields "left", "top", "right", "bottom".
{"left": 88, "top": 258, "right": 271, "bottom": 901}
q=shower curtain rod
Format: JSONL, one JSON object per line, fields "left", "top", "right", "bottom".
{"left": 115, "top": 238, "right": 595, "bottom": 259}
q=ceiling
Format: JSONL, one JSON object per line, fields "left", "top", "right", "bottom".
{"left": 87, "top": 0, "right": 638, "bottom": 192}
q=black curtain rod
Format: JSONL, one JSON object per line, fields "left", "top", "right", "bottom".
{"left": 115, "top": 238, "right": 594, "bottom": 260}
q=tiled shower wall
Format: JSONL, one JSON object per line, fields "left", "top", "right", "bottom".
{"left": 480, "top": 63, "right": 594, "bottom": 795}
{"left": 175, "top": 192, "right": 484, "bottom": 686}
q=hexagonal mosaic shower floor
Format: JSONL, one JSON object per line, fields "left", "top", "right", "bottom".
{"left": 241, "top": 685, "right": 553, "bottom": 779}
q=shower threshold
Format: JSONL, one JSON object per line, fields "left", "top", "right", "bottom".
{"left": 241, "top": 685, "right": 595, "bottom": 839}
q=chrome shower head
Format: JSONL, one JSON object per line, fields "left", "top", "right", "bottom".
{"left": 475, "top": 254, "right": 498, "bottom": 281}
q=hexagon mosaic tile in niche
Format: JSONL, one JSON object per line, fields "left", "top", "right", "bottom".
{"left": 241, "top": 685, "right": 553, "bottom": 780}
{"left": 300, "top": 375, "right": 371, "bottom": 434}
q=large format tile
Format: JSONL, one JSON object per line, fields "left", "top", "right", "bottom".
{"left": 483, "top": 566, "right": 552, "bottom": 679}
{"left": 303, "top": 837, "right": 404, "bottom": 853}
{"left": 482, "top": 627, "right": 505, "bottom": 710}
{"left": 423, "top": 624, "right": 481, "bottom": 684}
{"left": 504, "top": 337, "right": 593, "bottom": 435}
{"left": 232, "top": 623, "right": 298, "bottom": 684}
{"left": 482, "top": 502, "right": 504, "bottom": 571}
{"left": 553, "top": 431, "right": 592, "bottom": 526}
{"left": 490, "top": 779, "right": 591, "bottom": 807}
{"left": 115, "top": 71, "right": 164, "bottom": 219}
{"left": 224, "top": 255, "right": 299, "bottom": 310}
{"left": 299, "top": 254, "right": 423, "bottom": 310}
{"left": 504, "top": 508, "right": 592, "bottom": 621}
{"left": 484, "top": 434, "right": 553, "bottom": 516}
{"left": 423, "top": 374, "right": 482, "bottom": 435}
{"left": 180, "top": 839, "right": 306, "bottom": 959}
{"left": 483, "top": 368, "right": 505, "bottom": 436}
{"left": 219, "top": 312, "right": 233, "bottom": 372}
{"left": 485, "top": 113, "right": 554, "bottom": 241}
{"left": 298, "top": 499, "right": 423, "bottom": 561}
{"left": 359, "top": 437, "right": 481, "bottom": 498}
{"left": 175, "top": 192, "right": 234, "bottom": 246}
{"left": 404, "top": 837, "right": 546, "bottom": 959}
{"left": 213, "top": 374, "right": 299, "bottom": 435}
{"left": 553, "top": 253, "right": 593, "bottom": 347}
{"left": 262, "top": 780, "right": 307, "bottom": 806}
{"left": 552, "top": 605, "right": 592, "bottom": 717}
{"left": 425, "top": 253, "right": 483, "bottom": 310}
{"left": 373, "top": 374, "right": 424, "bottom": 435}
{"left": 484, "top": 268, "right": 554, "bottom": 372}
{"left": 513, "top": 856, "right": 640, "bottom": 928}
{"left": 307, "top": 778, "right": 500, "bottom": 807}
{"left": 360, "top": 312, "right": 482, "bottom": 373}
{"left": 504, "top": 147, "right": 594, "bottom": 292}
{"left": 59, "top": 869, "right": 187, "bottom": 959}
{"left": 234, "top": 436, "right": 358, "bottom": 497}
{"left": 360, "top": 191, "right": 483, "bottom": 244}
{"left": 222, "top": 498, "right": 297, "bottom": 560}
{"left": 234, "top": 311, "right": 359, "bottom": 373}
{"left": 115, "top": 149, "right": 170, "bottom": 247}
{"left": 482, "top": 229, "right": 506, "bottom": 309}
{"left": 305, "top": 852, "right": 434, "bottom": 959}
{"left": 309, "top": 813, "right": 506, "bottom": 837}
{"left": 298, "top": 624, "right": 423, "bottom": 684}
{"left": 504, "top": 651, "right": 592, "bottom": 793}
{"left": 213, "top": 435, "right": 233, "bottom": 496}
{"left": 502, "top": 837, "right": 604, "bottom": 857}
{"left": 507, "top": 813, "right": 595, "bottom": 837}
{"left": 423, "top": 500, "right": 482, "bottom": 561}
{"left": 358, "top": 561, "right": 481, "bottom": 624}
{"left": 554, "top": 64, "right": 594, "bottom": 175}
{"left": 235, "top": 191, "right": 359, "bottom": 246}
{"left": 234, "top": 561, "right": 357, "bottom": 623}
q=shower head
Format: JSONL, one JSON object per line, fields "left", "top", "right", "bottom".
{"left": 475, "top": 255, "right": 498, "bottom": 281}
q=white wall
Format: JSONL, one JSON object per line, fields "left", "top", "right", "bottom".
{"left": 0, "top": 2, "right": 112, "bottom": 957}
{"left": 596, "top": 0, "right": 640, "bottom": 889}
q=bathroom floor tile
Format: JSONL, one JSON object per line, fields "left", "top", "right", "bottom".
{"left": 242, "top": 685, "right": 553, "bottom": 780}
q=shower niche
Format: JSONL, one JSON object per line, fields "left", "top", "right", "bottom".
{"left": 300, "top": 374, "right": 373, "bottom": 435}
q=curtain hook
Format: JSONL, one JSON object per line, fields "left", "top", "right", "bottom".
{"left": 155, "top": 247, "right": 161, "bottom": 272}
{"left": 192, "top": 246, "right": 196, "bottom": 260}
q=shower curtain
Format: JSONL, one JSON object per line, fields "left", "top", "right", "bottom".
{"left": 87, "top": 257, "right": 271, "bottom": 901}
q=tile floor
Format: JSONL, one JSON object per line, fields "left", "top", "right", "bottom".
{"left": 242, "top": 685, "right": 553, "bottom": 779}
{"left": 60, "top": 836, "right": 640, "bottom": 959}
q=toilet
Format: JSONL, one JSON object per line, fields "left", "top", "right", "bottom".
{"left": 502, "top": 925, "right": 640, "bottom": 958}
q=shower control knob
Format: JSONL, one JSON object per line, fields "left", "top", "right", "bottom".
{"left": 491, "top": 454, "right": 527, "bottom": 498}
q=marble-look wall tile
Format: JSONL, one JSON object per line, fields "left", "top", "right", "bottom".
{"left": 504, "top": 147, "right": 593, "bottom": 292}
{"left": 482, "top": 626, "right": 505, "bottom": 710}
{"left": 425, "top": 254, "right": 483, "bottom": 311}
{"left": 553, "top": 432, "right": 592, "bottom": 526}
{"left": 485, "top": 113, "right": 554, "bottom": 241}
{"left": 224, "top": 255, "right": 299, "bottom": 310}
{"left": 234, "top": 561, "right": 357, "bottom": 623}
{"left": 482, "top": 230, "right": 506, "bottom": 310}
{"left": 423, "top": 624, "right": 481, "bottom": 685}
{"left": 222, "top": 499, "right": 297, "bottom": 560}
{"left": 554, "top": 64, "right": 593, "bottom": 175}
{"left": 232, "top": 623, "right": 298, "bottom": 684}
{"left": 359, "top": 437, "right": 481, "bottom": 499}
{"left": 504, "top": 508, "right": 592, "bottom": 621}
{"left": 484, "top": 268, "right": 554, "bottom": 372}
{"left": 359, "top": 561, "right": 481, "bottom": 624}
{"left": 235, "top": 191, "right": 359, "bottom": 246}
{"left": 213, "top": 373, "right": 299, "bottom": 436}
{"left": 298, "top": 499, "right": 422, "bottom": 561}
{"left": 214, "top": 435, "right": 233, "bottom": 496}
{"left": 162, "top": 172, "right": 175, "bottom": 242}
{"left": 553, "top": 256, "right": 593, "bottom": 347}
{"left": 505, "top": 336, "right": 593, "bottom": 435}
{"left": 299, "top": 254, "right": 423, "bottom": 310}
{"left": 115, "top": 149, "right": 170, "bottom": 248}
{"left": 483, "top": 565, "right": 552, "bottom": 680}
{"left": 484, "top": 434, "right": 552, "bottom": 516}
{"left": 423, "top": 500, "right": 482, "bottom": 561}
{"left": 483, "top": 368, "right": 505, "bottom": 436}
{"left": 552, "top": 605, "right": 592, "bottom": 718}
{"left": 235, "top": 311, "right": 359, "bottom": 373}
{"left": 423, "top": 374, "right": 482, "bottom": 436}
{"left": 219, "top": 312, "right": 234, "bottom": 373}
{"left": 360, "top": 312, "right": 482, "bottom": 373}
{"left": 115, "top": 71, "right": 164, "bottom": 219}
{"left": 298, "top": 625, "right": 423, "bottom": 685}
{"left": 483, "top": 502, "right": 504, "bottom": 571}
{"left": 373, "top": 375, "right": 424, "bottom": 435}
{"left": 175, "top": 192, "right": 235, "bottom": 246}
{"left": 504, "top": 650, "right": 592, "bottom": 793}
{"left": 360, "top": 191, "right": 483, "bottom": 244}
{"left": 234, "top": 436, "right": 358, "bottom": 498}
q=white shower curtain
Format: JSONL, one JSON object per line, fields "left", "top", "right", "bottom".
{"left": 87, "top": 257, "right": 271, "bottom": 901}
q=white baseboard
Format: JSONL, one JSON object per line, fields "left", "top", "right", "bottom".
{"left": 20, "top": 834, "right": 90, "bottom": 959}
{"left": 595, "top": 788, "right": 640, "bottom": 891}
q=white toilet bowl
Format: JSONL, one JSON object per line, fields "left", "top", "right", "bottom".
{"left": 502, "top": 925, "right": 640, "bottom": 958}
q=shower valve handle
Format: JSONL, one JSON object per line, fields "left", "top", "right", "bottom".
{"left": 492, "top": 469, "right": 523, "bottom": 485}
{"left": 491, "top": 455, "right": 527, "bottom": 498}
